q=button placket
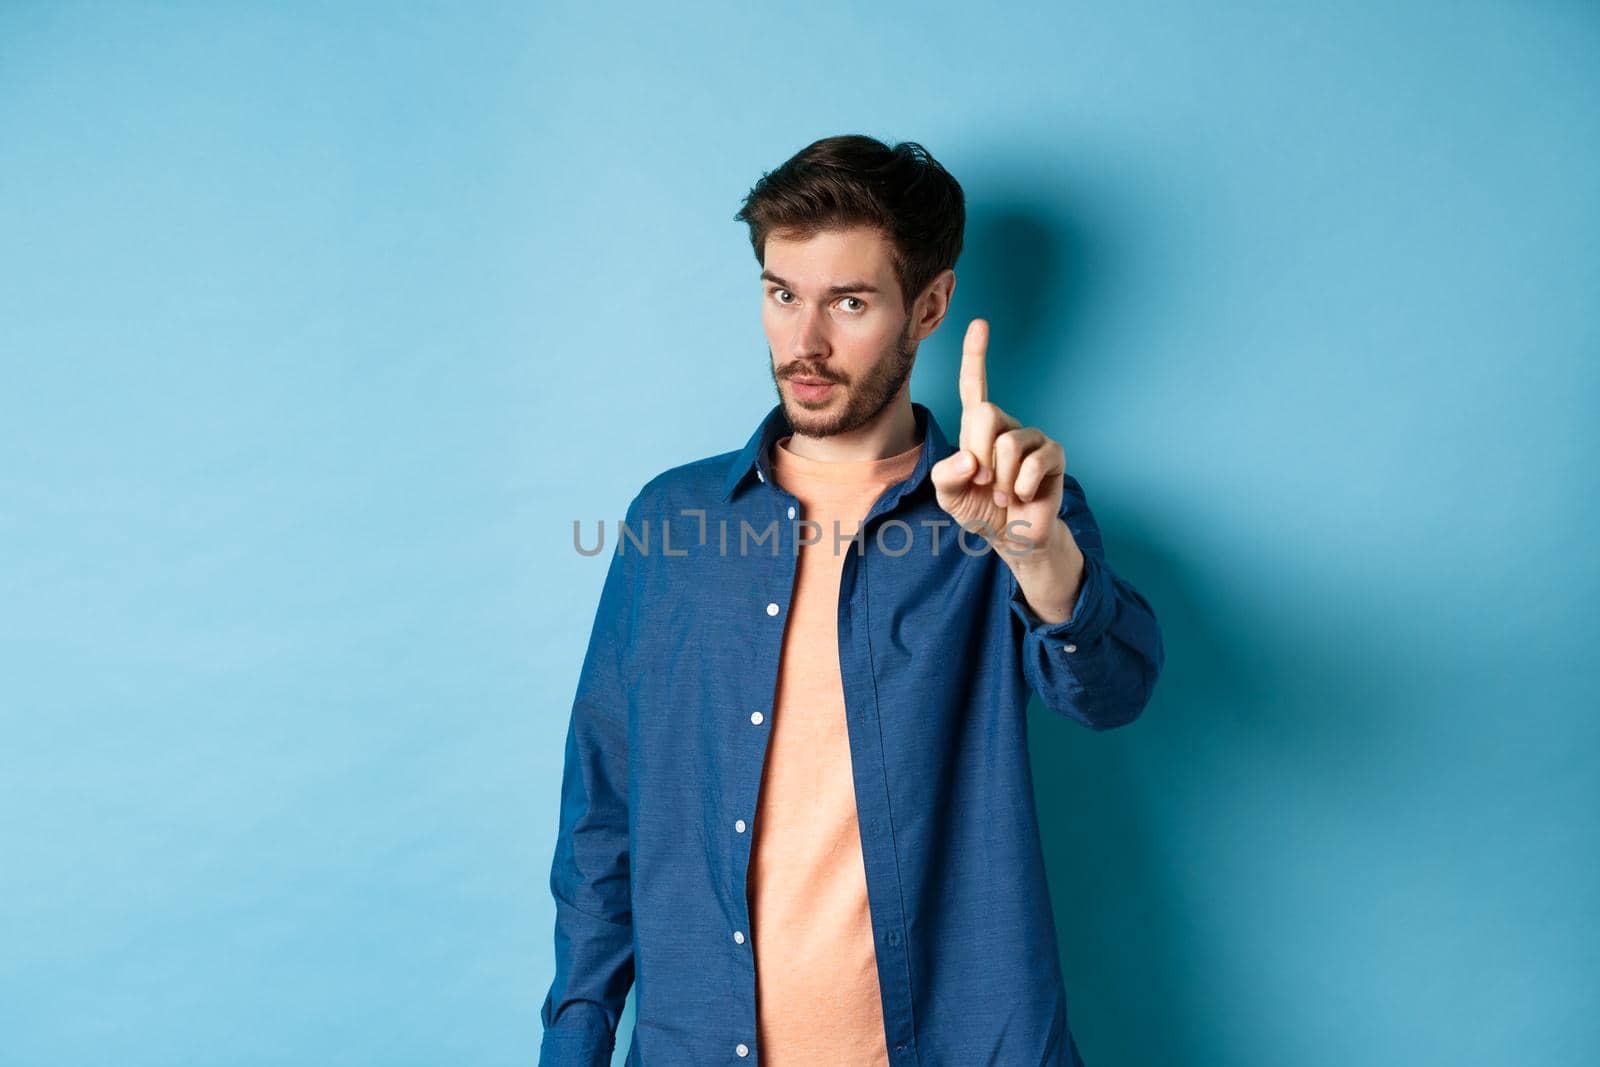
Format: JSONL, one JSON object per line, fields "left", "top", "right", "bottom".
{"left": 735, "top": 488, "right": 799, "bottom": 1062}
{"left": 837, "top": 531, "right": 921, "bottom": 1062}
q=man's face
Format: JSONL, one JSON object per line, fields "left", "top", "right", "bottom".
{"left": 761, "top": 225, "right": 917, "bottom": 438}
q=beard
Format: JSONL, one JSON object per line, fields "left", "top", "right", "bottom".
{"left": 769, "top": 316, "right": 917, "bottom": 438}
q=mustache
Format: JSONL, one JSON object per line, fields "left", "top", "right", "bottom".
{"left": 781, "top": 365, "right": 847, "bottom": 383}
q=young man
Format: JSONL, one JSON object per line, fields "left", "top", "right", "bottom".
{"left": 539, "top": 135, "right": 1165, "bottom": 1067}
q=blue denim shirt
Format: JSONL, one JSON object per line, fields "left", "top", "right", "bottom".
{"left": 540, "top": 400, "right": 1164, "bottom": 1066}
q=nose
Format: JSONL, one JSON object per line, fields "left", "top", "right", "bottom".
{"left": 789, "top": 304, "right": 830, "bottom": 363}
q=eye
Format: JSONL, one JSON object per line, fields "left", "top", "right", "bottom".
{"left": 839, "top": 297, "right": 865, "bottom": 313}
{"left": 770, "top": 288, "right": 795, "bottom": 305}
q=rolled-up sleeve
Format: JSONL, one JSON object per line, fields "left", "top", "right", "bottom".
{"left": 539, "top": 493, "right": 644, "bottom": 1066}
{"left": 1006, "top": 473, "right": 1164, "bottom": 730}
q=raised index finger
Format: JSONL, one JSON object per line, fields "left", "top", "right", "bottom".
{"left": 959, "top": 318, "right": 989, "bottom": 411}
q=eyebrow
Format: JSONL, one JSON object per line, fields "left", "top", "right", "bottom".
{"left": 760, "top": 270, "right": 881, "bottom": 297}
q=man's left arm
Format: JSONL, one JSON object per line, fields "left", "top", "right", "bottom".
{"left": 1004, "top": 471, "right": 1165, "bottom": 730}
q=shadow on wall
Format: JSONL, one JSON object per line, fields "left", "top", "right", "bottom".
{"left": 922, "top": 201, "right": 1409, "bottom": 1066}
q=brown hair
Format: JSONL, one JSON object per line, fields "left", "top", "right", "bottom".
{"left": 733, "top": 134, "right": 965, "bottom": 314}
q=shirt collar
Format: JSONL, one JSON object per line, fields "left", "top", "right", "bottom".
{"left": 719, "top": 399, "right": 954, "bottom": 503}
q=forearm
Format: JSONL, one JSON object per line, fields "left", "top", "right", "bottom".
{"left": 1002, "top": 474, "right": 1164, "bottom": 730}
{"left": 539, "top": 705, "right": 636, "bottom": 1065}
{"left": 1002, "top": 516, "right": 1086, "bottom": 626}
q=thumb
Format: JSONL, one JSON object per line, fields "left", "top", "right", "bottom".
{"left": 929, "top": 449, "right": 978, "bottom": 499}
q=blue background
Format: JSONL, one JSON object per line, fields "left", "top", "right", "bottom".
{"left": 2, "top": 2, "right": 1595, "bottom": 1064}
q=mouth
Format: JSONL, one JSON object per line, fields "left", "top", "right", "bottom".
{"left": 788, "top": 377, "right": 838, "bottom": 402}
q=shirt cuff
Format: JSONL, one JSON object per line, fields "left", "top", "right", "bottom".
{"left": 538, "top": 1024, "right": 617, "bottom": 1067}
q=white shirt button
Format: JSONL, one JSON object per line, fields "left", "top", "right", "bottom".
{"left": 1062, "top": 643, "right": 1077, "bottom": 653}
{"left": 733, "top": 930, "right": 745, "bottom": 943}
{"left": 736, "top": 1043, "right": 749, "bottom": 1057}
{"left": 786, "top": 505, "right": 796, "bottom": 519}
{"left": 766, "top": 602, "right": 779, "bottom": 616}
{"left": 750, "top": 711, "right": 764, "bottom": 725}
{"left": 735, "top": 819, "right": 746, "bottom": 833}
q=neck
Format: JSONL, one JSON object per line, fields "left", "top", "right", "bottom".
{"left": 782, "top": 395, "right": 919, "bottom": 463}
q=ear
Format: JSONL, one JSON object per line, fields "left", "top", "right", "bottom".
{"left": 909, "top": 268, "right": 956, "bottom": 342}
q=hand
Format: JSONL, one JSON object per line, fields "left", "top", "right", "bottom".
{"left": 929, "top": 319, "right": 1070, "bottom": 565}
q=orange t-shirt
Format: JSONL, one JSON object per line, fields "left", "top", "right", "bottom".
{"left": 745, "top": 430, "right": 923, "bottom": 1067}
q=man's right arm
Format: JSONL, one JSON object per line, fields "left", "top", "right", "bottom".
{"left": 538, "top": 492, "right": 644, "bottom": 1066}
